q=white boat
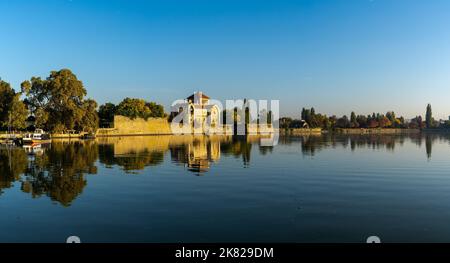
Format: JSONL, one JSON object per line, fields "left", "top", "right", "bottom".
{"left": 22, "top": 129, "right": 51, "bottom": 144}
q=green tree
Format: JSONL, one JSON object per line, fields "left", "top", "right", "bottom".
{"left": 280, "top": 117, "right": 292, "bottom": 129}
{"left": 115, "top": 98, "right": 166, "bottom": 120}
{"left": 9, "top": 94, "right": 28, "bottom": 130}
{"left": 21, "top": 69, "right": 98, "bottom": 132}
{"left": 336, "top": 115, "right": 350, "bottom": 128}
{"left": 356, "top": 115, "right": 368, "bottom": 128}
{"left": 0, "top": 80, "right": 28, "bottom": 130}
{"left": 116, "top": 98, "right": 152, "bottom": 120}
{"left": 79, "top": 99, "right": 99, "bottom": 133}
{"left": 426, "top": 104, "right": 433, "bottom": 129}
{"left": 98, "top": 102, "right": 116, "bottom": 127}
{"left": 146, "top": 102, "right": 165, "bottom": 118}
{"left": 350, "top": 111, "right": 358, "bottom": 128}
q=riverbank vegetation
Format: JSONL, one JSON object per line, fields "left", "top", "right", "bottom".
{"left": 0, "top": 69, "right": 166, "bottom": 133}
{"left": 281, "top": 104, "right": 450, "bottom": 131}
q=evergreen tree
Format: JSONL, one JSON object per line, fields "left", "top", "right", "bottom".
{"left": 350, "top": 111, "right": 358, "bottom": 128}
{"left": 426, "top": 104, "right": 433, "bottom": 128}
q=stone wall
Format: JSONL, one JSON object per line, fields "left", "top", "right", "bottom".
{"left": 96, "top": 115, "right": 172, "bottom": 136}
{"left": 96, "top": 115, "right": 276, "bottom": 136}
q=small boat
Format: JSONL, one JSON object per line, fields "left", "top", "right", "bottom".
{"left": 82, "top": 133, "right": 96, "bottom": 140}
{"left": 22, "top": 129, "right": 51, "bottom": 144}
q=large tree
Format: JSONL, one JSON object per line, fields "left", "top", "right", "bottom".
{"left": 0, "top": 79, "right": 28, "bottom": 130}
{"left": 21, "top": 69, "right": 98, "bottom": 133}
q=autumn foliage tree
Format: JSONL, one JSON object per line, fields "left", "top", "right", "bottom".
{"left": 290, "top": 107, "right": 410, "bottom": 130}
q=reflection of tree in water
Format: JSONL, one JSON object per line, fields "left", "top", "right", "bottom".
{"left": 411, "top": 133, "right": 450, "bottom": 160}
{"left": 348, "top": 134, "right": 399, "bottom": 151}
{"left": 221, "top": 137, "right": 252, "bottom": 167}
{"left": 299, "top": 134, "right": 336, "bottom": 156}
{"left": 170, "top": 144, "right": 188, "bottom": 166}
{"left": 113, "top": 150, "right": 164, "bottom": 171}
{"left": 295, "top": 133, "right": 447, "bottom": 160}
{"left": 259, "top": 145, "right": 273, "bottom": 155}
{"left": 98, "top": 144, "right": 164, "bottom": 172}
{"left": 21, "top": 141, "right": 98, "bottom": 207}
{"left": 0, "top": 147, "right": 28, "bottom": 195}
{"left": 425, "top": 134, "right": 433, "bottom": 160}
{"left": 98, "top": 144, "right": 115, "bottom": 168}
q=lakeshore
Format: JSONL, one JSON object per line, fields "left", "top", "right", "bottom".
{"left": 4, "top": 125, "right": 450, "bottom": 143}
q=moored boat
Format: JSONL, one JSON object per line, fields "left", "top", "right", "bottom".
{"left": 22, "top": 129, "right": 51, "bottom": 144}
{"left": 82, "top": 133, "right": 96, "bottom": 140}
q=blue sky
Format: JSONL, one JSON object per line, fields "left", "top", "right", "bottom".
{"left": 1, "top": 0, "right": 450, "bottom": 119}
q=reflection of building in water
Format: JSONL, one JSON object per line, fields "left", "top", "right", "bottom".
{"left": 187, "top": 138, "right": 221, "bottom": 173}
{"left": 170, "top": 137, "right": 221, "bottom": 174}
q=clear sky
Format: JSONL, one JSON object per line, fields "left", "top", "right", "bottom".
{"left": 1, "top": 0, "right": 450, "bottom": 119}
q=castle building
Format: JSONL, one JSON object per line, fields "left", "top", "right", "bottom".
{"left": 172, "top": 92, "right": 220, "bottom": 133}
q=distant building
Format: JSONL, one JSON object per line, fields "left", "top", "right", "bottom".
{"left": 171, "top": 91, "right": 220, "bottom": 131}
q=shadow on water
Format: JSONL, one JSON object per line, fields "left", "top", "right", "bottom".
{"left": 1, "top": 133, "right": 450, "bottom": 205}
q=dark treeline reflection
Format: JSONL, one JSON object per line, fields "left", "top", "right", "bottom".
{"left": 0, "top": 147, "right": 27, "bottom": 196}
{"left": 0, "top": 141, "right": 98, "bottom": 206}
{"left": 1, "top": 134, "right": 450, "bottom": 205}
{"left": 99, "top": 144, "right": 164, "bottom": 172}
{"left": 22, "top": 141, "right": 98, "bottom": 206}
{"left": 281, "top": 133, "right": 450, "bottom": 159}
{"left": 221, "top": 137, "right": 253, "bottom": 167}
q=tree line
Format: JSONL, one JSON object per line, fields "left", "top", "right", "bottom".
{"left": 0, "top": 69, "right": 166, "bottom": 133}
{"left": 281, "top": 104, "right": 449, "bottom": 130}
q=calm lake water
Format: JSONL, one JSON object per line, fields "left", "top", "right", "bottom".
{"left": 1, "top": 133, "right": 450, "bottom": 243}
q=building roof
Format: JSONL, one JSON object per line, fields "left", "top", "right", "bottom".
{"left": 186, "top": 91, "right": 210, "bottom": 101}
